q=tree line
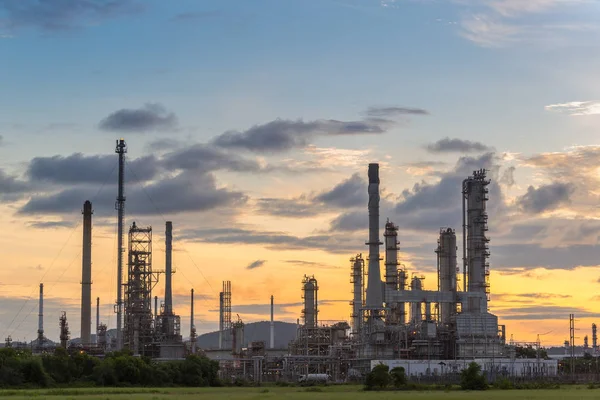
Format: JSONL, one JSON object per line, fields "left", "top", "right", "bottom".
{"left": 0, "top": 347, "right": 219, "bottom": 388}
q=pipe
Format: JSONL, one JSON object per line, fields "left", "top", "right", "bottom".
{"left": 154, "top": 296, "right": 158, "bottom": 319}
{"left": 96, "top": 297, "right": 100, "bottom": 345}
{"left": 270, "top": 295, "right": 274, "bottom": 349}
{"left": 165, "top": 221, "right": 173, "bottom": 315}
{"left": 81, "top": 200, "right": 93, "bottom": 346}
{"left": 365, "top": 163, "right": 383, "bottom": 309}
{"left": 115, "top": 138, "right": 127, "bottom": 350}
{"left": 38, "top": 283, "right": 44, "bottom": 337}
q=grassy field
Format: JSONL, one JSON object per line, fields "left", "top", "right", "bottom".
{"left": 0, "top": 386, "right": 599, "bottom": 399}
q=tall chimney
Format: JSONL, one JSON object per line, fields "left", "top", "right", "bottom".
{"left": 80, "top": 200, "right": 93, "bottom": 346}
{"left": 165, "top": 221, "right": 173, "bottom": 314}
{"left": 95, "top": 297, "right": 100, "bottom": 345}
{"left": 37, "top": 283, "right": 44, "bottom": 341}
{"left": 365, "top": 163, "right": 383, "bottom": 308}
{"left": 190, "top": 288, "right": 196, "bottom": 353}
{"left": 270, "top": 295, "right": 274, "bottom": 349}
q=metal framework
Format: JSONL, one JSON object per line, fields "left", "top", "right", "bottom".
{"left": 301, "top": 275, "right": 318, "bottom": 328}
{"left": 350, "top": 254, "right": 365, "bottom": 335}
{"left": 220, "top": 281, "right": 232, "bottom": 349}
{"left": 124, "top": 222, "right": 160, "bottom": 356}
{"left": 59, "top": 311, "right": 70, "bottom": 349}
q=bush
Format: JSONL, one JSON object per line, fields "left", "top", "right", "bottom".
{"left": 364, "top": 363, "right": 390, "bottom": 391}
{"left": 460, "top": 362, "right": 487, "bottom": 391}
{"left": 390, "top": 366, "right": 407, "bottom": 388}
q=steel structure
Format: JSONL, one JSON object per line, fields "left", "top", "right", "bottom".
{"left": 115, "top": 138, "right": 127, "bottom": 350}
{"left": 81, "top": 200, "right": 93, "bottom": 346}
{"left": 270, "top": 295, "right": 275, "bottom": 349}
{"left": 350, "top": 254, "right": 365, "bottom": 335}
{"left": 593, "top": 323, "right": 598, "bottom": 354}
{"left": 190, "top": 289, "right": 197, "bottom": 353}
{"left": 220, "top": 281, "right": 232, "bottom": 349}
{"left": 365, "top": 163, "right": 383, "bottom": 309}
{"left": 436, "top": 228, "right": 457, "bottom": 326}
{"left": 123, "top": 222, "right": 159, "bottom": 356}
{"left": 37, "top": 283, "right": 44, "bottom": 346}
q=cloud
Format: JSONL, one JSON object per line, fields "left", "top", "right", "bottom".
{"left": 171, "top": 11, "right": 220, "bottom": 21}
{"left": 26, "top": 153, "right": 159, "bottom": 184}
{"left": 495, "top": 305, "right": 600, "bottom": 320}
{"left": 19, "top": 171, "right": 246, "bottom": 216}
{"left": 256, "top": 173, "right": 367, "bottom": 218}
{"left": 494, "top": 243, "right": 600, "bottom": 269}
{"left": 516, "top": 182, "right": 574, "bottom": 213}
{"left": 0, "top": 0, "right": 142, "bottom": 32}
{"left": 27, "top": 220, "right": 76, "bottom": 229}
{"left": 98, "top": 103, "right": 177, "bottom": 133}
{"left": 246, "top": 260, "right": 266, "bottom": 270}
{"left": 315, "top": 173, "right": 367, "bottom": 208}
{"left": 366, "top": 106, "right": 429, "bottom": 117}
{"left": 499, "top": 165, "right": 515, "bottom": 187}
{"left": 545, "top": 101, "right": 600, "bottom": 116}
{"left": 162, "top": 144, "right": 262, "bottom": 173}
{"left": 0, "top": 169, "right": 31, "bottom": 202}
{"left": 179, "top": 227, "right": 360, "bottom": 254}
{"left": 284, "top": 260, "right": 342, "bottom": 270}
{"left": 211, "top": 118, "right": 389, "bottom": 153}
{"left": 426, "top": 137, "right": 493, "bottom": 153}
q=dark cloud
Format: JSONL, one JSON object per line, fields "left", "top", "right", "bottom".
{"left": 171, "top": 11, "right": 220, "bottom": 21}
{"left": 98, "top": 103, "right": 177, "bottom": 133}
{"left": 211, "top": 118, "right": 388, "bottom": 153}
{"left": 284, "top": 260, "right": 342, "bottom": 270}
{"left": 426, "top": 137, "right": 493, "bottom": 153}
{"left": 516, "top": 182, "right": 574, "bottom": 213}
{"left": 162, "top": 144, "right": 261, "bottom": 173}
{"left": 209, "top": 302, "right": 302, "bottom": 316}
{"left": 27, "top": 220, "right": 76, "bottom": 229}
{"left": 26, "top": 153, "right": 159, "bottom": 184}
{"left": 0, "top": 169, "right": 31, "bottom": 202}
{"left": 179, "top": 228, "right": 360, "bottom": 254}
{"left": 500, "top": 166, "right": 516, "bottom": 187}
{"left": 19, "top": 171, "right": 246, "bottom": 216}
{"left": 366, "top": 106, "right": 429, "bottom": 117}
{"left": 0, "top": 0, "right": 142, "bottom": 32}
{"left": 495, "top": 305, "right": 600, "bottom": 321}
{"left": 145, "top": 138, "right": 185, "bottom": 152}
{"left": 315, "top": 173, "right": 366, "bottom": 208}
{"left": 246, "top": 260, "right": 266, "bottom": 270}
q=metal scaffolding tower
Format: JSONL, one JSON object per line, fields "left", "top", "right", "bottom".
{"left": 220, "top": 281, "right": 232, "bottom": 349}
{"left": 59, "top": 312, "right": 70, "bottom": 349}
{"left": 124, "top": 222, "right": 159, "bottom": 356}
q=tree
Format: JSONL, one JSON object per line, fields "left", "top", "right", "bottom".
{"left": 364, "top": 363, "right": 390, "bottom": 390}
{"left": 460, "top": 362, "right": 487, "bottom": 391}
{"left": 390, "top": 366, "right": 407, "bottom": 388}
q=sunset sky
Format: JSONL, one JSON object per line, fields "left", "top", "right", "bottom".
{"left": 1, "top": 0, "right": 600, "bottom": 347}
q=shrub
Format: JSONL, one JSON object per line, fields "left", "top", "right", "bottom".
{"left": 390, "top": 366, "right": 407, "bottom": 388}
{"left": 460, "top": 362, "right": 487, "bottom": 391}
{"left": 364, "top": 363, "right": 390, "bottom": 391}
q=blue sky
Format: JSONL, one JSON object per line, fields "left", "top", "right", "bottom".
{"left": 1, "top": 0, "right": 600, "bottom": 344}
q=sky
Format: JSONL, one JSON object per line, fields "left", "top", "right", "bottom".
{"left": 1, "top": 0, "right": 600, "bottom": 347}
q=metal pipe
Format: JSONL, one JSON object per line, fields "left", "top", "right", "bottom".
{"left": 81, "top": 200, "right": 93, "bottom": 346}
{"left": 154, "top": 296, "right": 158, "bottom": 319}
{"left": 115, "top": 138, "right": 127, "bottom": 350}
{"left": 366, "top": 163, "right": 383, "bottom": 308}
{"left": 270, "top": 295, "right": 274, "bottom": 349}
{"left": 96, "top": 297, "right": 100, "bottom": 345}
{"left": 190, "top": 288, "right": 196, "bottom": 353}
{"left": 165, "top": 221, "right": 173, "bottom": 315}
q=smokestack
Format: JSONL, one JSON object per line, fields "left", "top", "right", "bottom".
{"left": 366, "top": 163, "right": 383, "bottom": 308}
{"left": 190, "top": 288, "right": 196, "bottom": 353}
{"left": 80, "top": 200, "right": 93, "bottom": 346}
{"left": 154, "top": 296, "right": 158, "bottom": 319}
{"left": 38, "top": 283, "right": 44, "bottom": 339}
{"left": 270, "top": 295, "right": 274, "bottom": 349}
{"left": 219, "top": 292, "right": 224, "bottom": 349}
{"left": 165, "top": 221, "right": 173, "bottom": 314}
{"left": 115, "top": 138, "right": 127, "bottom": 350}
{"left": 95, "top": 297, "right": 100, "bottom": 345}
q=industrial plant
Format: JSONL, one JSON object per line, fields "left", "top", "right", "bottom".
{"left": 5, "top": 139, "right": 581, "bottom": 382}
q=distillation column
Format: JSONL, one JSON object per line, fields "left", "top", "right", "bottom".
{"left": 384, "top": 221, "right": 405, "bottom": 324}
{"left": 365, "top": 163, "right": 383, "bottom": 309}
{"left": 96, "top": 297, "right": 100, "bottom": 345}
{"left": 270, "top": 295, "right": 275, "bottom": 349}
{"left": 410, "top": 276, "right": 422, "bottom": 323}
{"left": 350, "top": 254, "right": 364, "bottom": 334}
{"left": 302, "top": 275, "right": 318, "bottom": 327}
{"left": 437, "top": 228, "right": 457, "bottom": 326}
{"left": 463, "top": 169, "right": 490, "bottom": 313}
{"left": 80, "top": 200, "right": 93, "bottom": 346}
{"left": 190, "top": 289, "right": 197, "bottom": 353}
{"left": 165, "top": 221, "right": 173, "bottom": 314}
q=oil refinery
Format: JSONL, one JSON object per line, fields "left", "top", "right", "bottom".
{"left": 4, "top": 139, "right": 568, "bottom": 381}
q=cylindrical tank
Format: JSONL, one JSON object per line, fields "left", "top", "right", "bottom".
{"left": 438, "top": 228, "right": 457, "bottom": 325}
{"left": 384, "top": 221, "right": 399, "bottom": 290}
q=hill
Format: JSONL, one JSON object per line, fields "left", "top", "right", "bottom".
{"left": 197, "top": 321, "right": 297, "bottom": 349}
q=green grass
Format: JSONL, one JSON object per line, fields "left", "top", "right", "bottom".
{"left": 0, "top": 386, "right": 598, "bottom": 399}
